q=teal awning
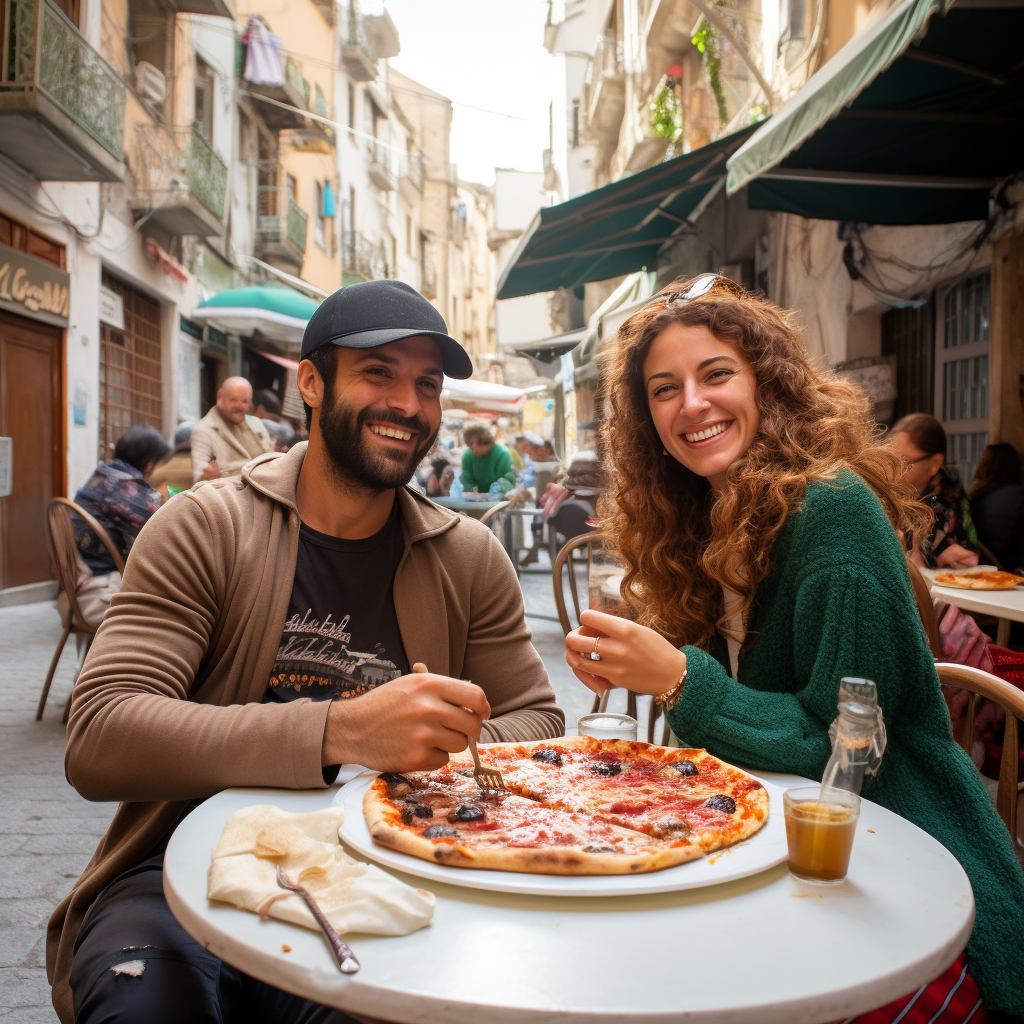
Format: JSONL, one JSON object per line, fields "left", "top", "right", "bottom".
{"left": 496, "top": 125, "right": 759, "bottom": 300}
{"left": 726, "top": 0, "right": 1024, "bottom": 224}
{"left": 191, "top": 284, "right": 320, "bottom": 345}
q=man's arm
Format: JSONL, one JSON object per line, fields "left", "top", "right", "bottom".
{"left": 190, "top": 423, "right": 216, "bottom": 482}
{"left": 65, "top": 493, "right": 334, "bottom": 802}
{"left": 460, "top": 524, "right": 564, "bottom": 742}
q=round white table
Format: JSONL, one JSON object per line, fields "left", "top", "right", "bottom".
{"left": 925, "top": 569, "right": 1024, "bottom": 647}
{"left": 164, "top": 773, "right": 974, "bottom": 1024}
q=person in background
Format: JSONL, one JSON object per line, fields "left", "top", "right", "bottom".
{"left": 562, "top": 275, "right": 1023, "bottom": 1020}
{"left": 252, "top": 388, "right": 282, "bottom": 422}
{"left": 190, "top": 377, "right": 275, "bottom": 482}
{"left": 890, "top": 412, "right": 979, "bottom": 569}
{"left": 149, "top": 422, "right": 195, "bottom": 501}
{"left": 460, "top": 422, "right": 516, "bottom": 495}
{"left": 69, "top": 425, "right": 170, "bottom": 631}
{"left": 262, "top": 418, "right": 298, "bottom": 453}
{"left": 969, "top": 442, "right": 1024, "bottom": 572}
{"left": 426, "top": 453, "right": 454, "bottom": 496}
{"left": 515, "top": 430, "right": 548, "bottom": 464}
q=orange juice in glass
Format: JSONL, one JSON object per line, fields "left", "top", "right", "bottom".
{"left": 783, "top": 786, "right": 860, "bottom": 883}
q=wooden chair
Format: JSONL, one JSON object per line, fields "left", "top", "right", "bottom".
{"left": 552, "top": 535, "right": 670, "bottom": 743}
{"left": 478, "top": 500, "right": 511, "bottom": 527}
{"left": 935, "top": 663, "right": 1024, "bottom": 850}
{"left": 905, "top": 555, "right": 942, "bottom": 659}
{"left": 37, "top": 498, "right": 125, "bottom": 722}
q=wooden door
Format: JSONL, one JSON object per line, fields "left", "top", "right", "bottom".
{"left": 0, "top": 311, "right": 63, "bottom": 589}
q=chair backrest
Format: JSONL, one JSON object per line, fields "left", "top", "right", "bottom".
{"left": 552, "top": 532, "right": 600, "bottom": 636}
{"left": 905, "top": 555, "right": 941, "bottom": 659}
{"left": 478, "top": 500, "right": 511, "bottom": 527}
{"left": 47, "top": 498, "right": 125, "bottom": 629}
{"left": 935, "top": 662, "right": 1024, "bottom": 848}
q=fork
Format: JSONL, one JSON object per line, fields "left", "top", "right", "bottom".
{"left": 275, "top": 866, "right": 360, "bottom": 974}
{"left": 412, "top": 662, "right": 506, "bottom": 794}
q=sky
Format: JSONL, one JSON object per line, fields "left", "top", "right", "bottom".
{"left": 385, "top": 0, "right": 556, "bottom": 185}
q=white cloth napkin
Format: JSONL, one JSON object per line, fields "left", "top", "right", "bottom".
{"left": 208, "top": 805, "right": 435, "bottom": 936}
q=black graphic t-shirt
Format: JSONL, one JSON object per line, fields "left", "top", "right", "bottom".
{"left": 264, "top": 504, "right": 409, "bottom": 704}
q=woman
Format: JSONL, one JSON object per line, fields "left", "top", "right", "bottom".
{"left": 71, "top": 425, "right": 169, "bottom": 630}
{"left": 564, "top": 275, "right": 1024, "bottom": 1021}
{"left": 460, "top": 423, "right": 516, "bottom": 495}
{"left": 891, "top": 413, "right": 979, "bottom": 569}
{"left": 969, "top": 442, "right": 1024, "bottom": 573}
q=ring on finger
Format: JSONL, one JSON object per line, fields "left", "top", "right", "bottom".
{"left": 586, "top": 636, "right": 603, "bottom": 662}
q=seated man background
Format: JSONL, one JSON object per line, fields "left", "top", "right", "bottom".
{"left": 50, "top": 280, "right": 562, "bottom": 1024}
{"left": 190, "top": 375, "right": 276, "bottom": 482}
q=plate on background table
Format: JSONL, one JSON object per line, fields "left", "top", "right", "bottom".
{"left": 933, "top": 570, "right": 1024, "bottom": 590}
{"left": 336, "top": 772, "right": 788, "bottom": 897}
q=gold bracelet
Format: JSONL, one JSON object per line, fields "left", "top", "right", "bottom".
{"left": 655, "top": 665, "right": 688, "bottom": 711}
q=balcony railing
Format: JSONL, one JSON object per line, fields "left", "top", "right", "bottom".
{"left": 367, "top": 140, "right": 396, "bottom": 191}
{"left": 341, "top": 6, "right": 376, "bottom": 81}
{"left": 284, "top": 55, "right": 310, "bottom": 110}
{"left": 343, "top": 230, "right": 388, "bottom": 281}
{"left": 421, "top": 259, "right": 437, "bottom": 299}
{"left": 132, "top": 125, "right": 227, "bottom": 235}
{"left": 256, "top": 186, "right": 308, "bottom": 267}
{"left": 583, "top": 32, "right": 625, "bottom": 139}
{"left": 0, "top": 0, "right": 125, "bottom": 179}
{"left": 404, "top": 146, "right": 424, "bottom": 191}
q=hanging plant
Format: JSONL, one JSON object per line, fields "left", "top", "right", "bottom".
{"left": 691, "top": 22, "right": 728, "bottom": 125}
{"left": 649, "top": 79, "right": 682, "bottom": 142}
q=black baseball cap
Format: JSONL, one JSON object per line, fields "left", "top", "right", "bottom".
{"left": 300, "top": 279, "right": 473, "bottom": 379}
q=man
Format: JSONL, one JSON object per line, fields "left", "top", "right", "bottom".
{"left": 49, "top": 280, "right": 562, "bottom": 1024}
{"left": 190, "top": 376, "right": 275, "bottom": 482}
{"left": 253, "top": 387, "right": 283, "bottom": 421}
{"left": 460, "top": 422, "right": 516, "bottom": 495}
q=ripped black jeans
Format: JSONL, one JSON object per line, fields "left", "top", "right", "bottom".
{"left": 70, "top": 853, "right": 368, "bottom": 1024}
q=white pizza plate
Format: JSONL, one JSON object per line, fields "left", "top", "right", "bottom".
{"left": 336, "top": 771, "right": 788, "bottom": 897}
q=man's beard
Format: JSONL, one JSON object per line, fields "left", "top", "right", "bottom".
{"left": 318, "top": 390, "right": 437, "bottom": 493}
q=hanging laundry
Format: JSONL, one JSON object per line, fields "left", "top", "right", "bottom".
{"left": 323, "top": 181, "right": 336, "bottom": 218}
{"left": 243, "top": 15, "right": 285, "bottom": 88}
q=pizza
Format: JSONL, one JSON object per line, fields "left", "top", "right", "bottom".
{"left": 363, "top": 737, "right": 769, "bottom": 875}
{"left": 934, "top": 570, "right": 1024, "bottom": 590}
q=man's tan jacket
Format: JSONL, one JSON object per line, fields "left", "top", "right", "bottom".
{"left": 47, "top": 443, "right": 562, "bottom": 1022}
{"left": 190, "top": 406, "right": 274, "bottom": 481}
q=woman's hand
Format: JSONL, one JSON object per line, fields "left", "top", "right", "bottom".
{"left": 936, "top": 543, "right": 979, "bottom": 569}
{"left": 565, "top": 609, "right": 687, "bottom": 698}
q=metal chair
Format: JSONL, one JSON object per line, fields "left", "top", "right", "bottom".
{"left": 552, "top": 534, "right": 670, "bottom": 743}
{"left": 935, "top": 662, "right": 1024, "bottom": 849}
{"left": 545, "top": 499, "right": 595, "bottom": 565}
{"left": 37, "top": 498, "right": 125, "bottom": 722}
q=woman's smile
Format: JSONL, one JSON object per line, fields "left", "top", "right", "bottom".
{"left": 680, "top": 419, "right": 734, "bottom": 446}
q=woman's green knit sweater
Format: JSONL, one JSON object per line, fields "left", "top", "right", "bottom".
{"left": 667, "top": 470, "right": 1024, "bottom": 1018}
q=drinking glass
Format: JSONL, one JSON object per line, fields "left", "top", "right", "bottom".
{"left": 783, "top": 786, "right": 860, "bottom": 884}
{"left": 577, "top": 713, "right": 638, "bottom": 741}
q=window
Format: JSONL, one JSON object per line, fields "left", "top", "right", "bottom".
{"left": 406, "top": 215, "right": 413, "bottom": 255}
{"left": 98, "top": 274, "right": 162, "bottom": 461}
{"left": 347, "top": 83, "right": 356, "bottom": 129}
{"left": 194, "top": 58, "right": 214, "bottom": 141}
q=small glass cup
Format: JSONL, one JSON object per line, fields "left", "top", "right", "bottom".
{"left": 577, "top": 713, "right": 638, "bottom": 741}
{"left": 783, "top": 786, "right": 860, "bottom": 884}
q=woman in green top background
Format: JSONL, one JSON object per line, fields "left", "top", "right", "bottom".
{"left": 460, "top": 422, "right": 517, "bottom": 495}
{"left": 564, "top": 275, "right": 1024, "bottom": 1020}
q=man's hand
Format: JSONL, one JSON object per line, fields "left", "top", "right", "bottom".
{"left": 200, "top": 460, "right": 221, "bottom": 481}
{"left": 322, "top": 673, "right": 490, "bottom": 772}
{"left": 936, "top": 543, "right": 979, "bottom": 569}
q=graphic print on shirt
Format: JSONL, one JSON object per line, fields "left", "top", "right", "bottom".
{"left": 270, "top": 608, "right": 403, "bottom": 700}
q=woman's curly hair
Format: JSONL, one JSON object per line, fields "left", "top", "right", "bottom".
{"left": 598, "top": 275, "right": 929, "bottom": 650}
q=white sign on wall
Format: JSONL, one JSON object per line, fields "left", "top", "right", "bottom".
{"left": 99, "top": 285, "right": 125, "bottom": 329}
{"left": 178, "top": 334, "right": 202, "bottom": 422}
{"left": 0, "top": 437, "right": 12, "bottom": 497}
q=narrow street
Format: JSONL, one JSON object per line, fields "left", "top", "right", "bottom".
{"left": 0, "top": 557, "right": 602, "bottom": 1022}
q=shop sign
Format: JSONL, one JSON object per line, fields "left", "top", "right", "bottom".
{"left": 0, "top": 242, "right": 70, "bottom": 327}
{"left": 99, "top": 286, "right": 125, "bottom": 329}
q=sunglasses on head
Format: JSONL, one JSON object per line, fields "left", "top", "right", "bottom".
{"left": 658, "top": 273, "right": 745, "bottom": 307}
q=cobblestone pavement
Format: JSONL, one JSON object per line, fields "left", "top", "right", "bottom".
{"left": 0, "top": 554, "right": 600, "bottom": 1022}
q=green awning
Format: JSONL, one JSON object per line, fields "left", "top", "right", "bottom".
{"left": 496, "top": 125, "right": 759, "bottom": 300}
{"left": 726, "top": 0, "right": 1024, "bottom": 224}
{"left": 191, "top": 284, "right": 320, "bottom": 345}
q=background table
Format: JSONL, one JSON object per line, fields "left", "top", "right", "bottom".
{"left": 164, "top": 774, "right": 974, "bottom": 1024}
{"left": 925, "top": 569, "right": 1024, "bottom": 646}
{"left": 430, "top": 496, "right": 504, "bottom": 520}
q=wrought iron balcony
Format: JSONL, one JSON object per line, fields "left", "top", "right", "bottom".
{"left": 130, "top": 125, "right": 227, "bottom": 237}
{"left": 343, "top": 230, "right": 388, "bottom": 282}
{"left": 341, "top": 8, "right": 376, "bottom": 82}
{"left": 584, "top": 32, "right": 625, "bottom": 141}
{"left": 248, "top": 54, "right": 310, "bottom": 131}
{"left": 256, "top": 186, "right": 308, "bottom": 269}
{"left": 398, "top": 145, "right": 424, "bottom": 204}
{"left": 367, "top": 140, "right": 396, "bottom": 192}
{"left": 0, "top": 0, "right": 125, "bottom": 180}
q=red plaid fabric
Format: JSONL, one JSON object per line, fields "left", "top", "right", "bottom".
{"left": 830, "top": 955, "right": 989, "bottom": 1024}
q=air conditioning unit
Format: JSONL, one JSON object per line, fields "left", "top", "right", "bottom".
{"left": 135, "top": 62, "right": 167, "bottom": 107}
